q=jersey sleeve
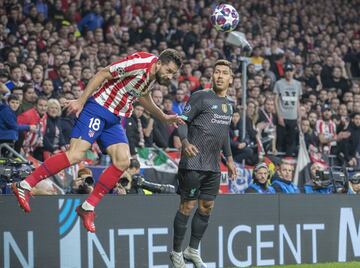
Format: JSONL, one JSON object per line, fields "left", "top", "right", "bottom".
{"left": 180, "top": 91, "right": 204, "bottom": 123}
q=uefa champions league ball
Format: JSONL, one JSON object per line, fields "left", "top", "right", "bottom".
{"left": 210, "top": 3, "right": 240, "bottom": 32}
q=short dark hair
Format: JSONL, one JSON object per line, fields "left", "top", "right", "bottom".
{"left": 214, "top": 59, "right": 233, "bottom": 75}
{"left": 10, "top": 64, "right": 21, "bottom": 72}
{"left": 158, "top": 49, "right": 183, "bottom": 68}
{"left": 351, "top": 112, "right": 360, "bottom": 119}
{"left": 23, "top": 84, "right": 35, "bottom": 92}
{"left": 133, "top": 102, "right": 143, "bottom": 108}
{"left": 163, "top": 94, "right": 173, "bottom": 102}
{"left": 7, "top": 94, "right": 19, "bottom": 102}
{"left": 36, "top": 96, "right": 48, "bottom": 104}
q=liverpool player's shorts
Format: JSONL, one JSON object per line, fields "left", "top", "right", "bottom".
{"left": 177, "top": 169, "right": 221, "bottom": 201}
{"left": 71, "top": 98, "right": 128, "bottom": 149}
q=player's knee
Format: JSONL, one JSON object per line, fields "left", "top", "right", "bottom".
{"left": 179, "top": 200, "right": 196, "bottom": 215}
{"left": 66, "top": 150, "right": 85, "bottom": 164}
{"left": 199, "top": 201, "right": 214, "bottom": 215}
{"left": 112, "top": 156, "right": 130, "bottom": 171}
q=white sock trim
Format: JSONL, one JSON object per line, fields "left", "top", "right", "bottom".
{"left": 20, "top": 181, "right": 32, "bottom": 191}
{"left": 82, "top": 201, "right": 95, "bottom": 211}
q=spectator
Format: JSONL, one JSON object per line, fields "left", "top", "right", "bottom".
{"left": 12, "top": 87, "right": 23, "bottom": 105}
{"left": 344, "top": 39, "right": 360, "bottom": 79}
{"left": 178, "top": 61, "right": 200, "bottom": 92}
{"left": 245, "top": 100, "right": 260, "bottom": 148}
{"left": 257, "top": 97, "right": 278, "bottom": 154}
{"left": 330, "top": 97, "right": 341, "bottom": 112}
{"left": 250, "top": 46, "right": 264, "bottom": 72}
{"left": 117, "top": 158, "right": 147, "bottom": 195}
{"left": 193, "top": 76, "right": 210, "bottom": 93}
{"left": 40, "top": 79, "right": 57, "bottom": 99}
{"left": 0, "top": 94, "right": 35, "bottom": 147}
{"left": 78, "top": 2, "right": 104, "bottom": 32}
{"left": 245, "top": 163, "right": 275, "bottom": 193}
{"left": 339, "top": 112, "right": 360, "bottom": 167}
{"left": 308, "top": 111, "right": 318, "bottom": 130}
{"left": 53, "top": 63, "right": 71, "bottom": 92}
{"left": 172, "top": 88, "right": 186, "bottom": 115}
{"left": 6, "top": 64, "right": 24, "bottom": 90}
{"left": 301, "top": 118, "right": 319, "bottom": 149}
{"left": 17, "top": 96, "right": 48, "bottom": 158}
{"left": 59, "top": 95, "right": 75, "bottom": 145}
{"left": 31, "top": 66, "right": 44, "bottom": 93}
{"left": 151, "top": 89, "right": 171, "bottom": 149}
{"left": 271, "top": 160, "right": 300, "bottom": 193}
{"left": 321, "top": 56, "right": 334, "bottom": 87}
{"left": 274, "top": 62, "right": 302, "bottom": 156}
{"left": 316, "top": 106, "right": 350, "bottom": 154}
{"left": 69, "top": 167, "right": 94, "bottom": 194}
{"left": 304, "top": 162, "right": 333, "bottom": 194}
{"left": 125, "top": 103, "right": 151, "bottom": 156}
{"left": 348, "top": 173, "right": 360, "bottom": 195}
{"left": 18, "top": 84, "right": 38, "bottom": 114}
{"left": 42, "top": 99, "right": 66, "bottom": 160}
{"left": 325, "top": 66, "right": 351, "bottom": 98}
{"left": 230, "top": 109, "right": 256, "bottom": 165}
{"left": 262, "top": 59, "right": 276, "bottom": 83}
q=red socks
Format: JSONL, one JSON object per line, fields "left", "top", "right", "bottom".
{"left": 86, "top": 164, "right": 124, "bottom": 207}
{"left": 26, "top": 151, "right": 71, "bottom": 187}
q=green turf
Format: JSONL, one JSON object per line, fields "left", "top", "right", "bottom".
{"left": 268, "top": 262, "right": 360, "bottom": 268}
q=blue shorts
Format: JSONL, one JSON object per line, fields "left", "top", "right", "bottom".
{"left": 70, "top": 98, "right": 128, "bottom": 150}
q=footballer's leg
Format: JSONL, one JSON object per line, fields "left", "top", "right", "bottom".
{"left": 12, "top": 138, "right": 91, "bottom": 213}
{"left": 183, "top": 171, "right": 219, "bottom": 268}
{"left": 170, "top": 169, "right": 200, "bottom": 267}
{"left": 77, "top": 123, "right": 130, "bottom": 232}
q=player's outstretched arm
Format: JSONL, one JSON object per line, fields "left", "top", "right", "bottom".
{"left": 139, "top": 93, "right": 184, "bottom": 126}
{"left": 78, "top": 67, "right": 113, "bottom": 104}
{"left": 67, "top": 67, "right": 113, "bottom": 117}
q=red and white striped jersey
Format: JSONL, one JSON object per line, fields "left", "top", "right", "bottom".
{"left": 93, "top": 52, "right": 158, "bottom": 117}
{"left": 316, "top": 119, "right": 337, "bottom": 149}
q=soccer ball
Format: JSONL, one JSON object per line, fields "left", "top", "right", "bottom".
{"left": 210, "top": 3, "right": 240, "bottom": 32}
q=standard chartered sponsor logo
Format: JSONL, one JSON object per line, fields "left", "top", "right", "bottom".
{"left": 211, "top": 113, "right": 231, "bottom": 124}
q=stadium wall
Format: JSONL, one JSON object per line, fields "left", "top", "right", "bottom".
{"left": 1, "top": 195, "right": 360, "bottom": 267}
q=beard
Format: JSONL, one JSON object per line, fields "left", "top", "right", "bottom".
{"left": 155, "top": 72, "right": 170, "bottom": 86}
{"left": 212, "top": 82, "right": 223, "bottom": 92}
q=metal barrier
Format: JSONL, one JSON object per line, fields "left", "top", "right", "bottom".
{"left": 0, "top": 143, "right": 28, "bottom": 162}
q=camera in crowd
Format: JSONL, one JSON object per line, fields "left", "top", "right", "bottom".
{"left": 0, "top": 158, "right": 33, "bottom": 188}
{"left": 314, "top": 166, "right": 360, "bottom": 193}
{"left": 119, "top": 173, "right": 175, "bottom": 194}
{"left": 70, "top": 168, "right": 95, "bottom": 194}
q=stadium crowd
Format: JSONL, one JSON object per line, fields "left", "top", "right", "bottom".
{"left": 0, "top": 0, "right": 359, "bottom": 194}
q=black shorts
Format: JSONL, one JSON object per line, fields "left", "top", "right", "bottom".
{"left": 177, "top": 169, "right": 221, "bottom": 201}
